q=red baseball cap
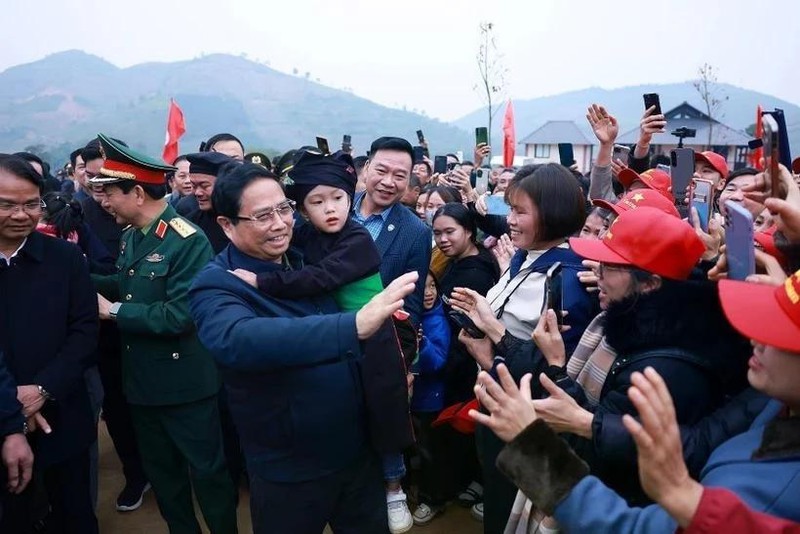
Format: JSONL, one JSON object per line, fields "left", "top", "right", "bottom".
{"left": 593, "top": 189, "right": 680, "bottom": 218}
{"left": 617, "top": 168, "right": 673, "bottom": 201}
{"left": 695, "top": 151, "right": 729, "bottom": 181}
{"left": 569, "top": 207, "right": 704, "bottom": 280}
{"left": 719, "top": 270, "right": 800, "bottom": 353}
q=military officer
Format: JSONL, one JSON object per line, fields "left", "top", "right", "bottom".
{"left": 89, "top": 134, "right": 237, "bottom": 534}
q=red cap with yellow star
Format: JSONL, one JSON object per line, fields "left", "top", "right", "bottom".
{"left": 570, "top": 207, "right": 704, "bottom": 280}
{"left": 593, "top": 189, "right": 680, "bottom": 218}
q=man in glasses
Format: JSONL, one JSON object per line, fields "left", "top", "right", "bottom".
{"left": 189, "top": 161, "right": 419, "bottom": 533}
{"left": 0, "top": 154, "right": 98, "bottom": 533}
{"left": 89, "top": 134, "right": 237, "bottom": 534}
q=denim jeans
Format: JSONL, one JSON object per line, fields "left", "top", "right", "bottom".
{"left": 381, "top": 452, "right": 406, "bottom": 483}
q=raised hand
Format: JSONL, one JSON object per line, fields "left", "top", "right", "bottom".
{"left": 622, "top": 367, "right": 704, "bottom": 527}
{"left": 469, "top": 364, "right": 537, "bottom": 442}
{"left": 586, "top": 104, "right": 619, "bottom": 145}
{"left": 356, "top": 272, "right": 418, "bottom": 339}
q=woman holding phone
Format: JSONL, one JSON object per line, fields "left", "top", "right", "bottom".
{"left": 444, "top": 163, "right": 595, "bottom": 531}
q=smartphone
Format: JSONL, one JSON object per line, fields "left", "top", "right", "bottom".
{"left": 433, "top": 155, "right": 447, "bottom": 175}
{"left": 541, "top": 262, "right": 564, "bottom": 327}
{"left": 416, "top": 130, "right": 425, "bottom": 144}
{"left": 558, "top": 143, "right": 575, "bottom": 166}
{"left": 724, "top": 200, "right": 755, "bottom": 281}
{"left": 316, "top": 136, "right": 330, "bottom": 154}
{"left": 447, "top": 162, "right": 460, "bottom": 172}
{"left": 342, "top": 134, "right": 352, "bottom": 152}
{"left": 656, "top": 163, "right": 672, "bottom": 175}
{"left": 689, "top": 178, "right": 714, "bottom": 232}
{"left": 761, "top": 114, "right": 780, "bottom": 198}
{"left": 475, "top": 126, "right": 489, "bottom": 147}
{"left": 486, "top": 195, "right": 510, "bottom": 216}
{"left": 441, "top": 295, "right": 485, "bottom": 339}
{"left": 412, "top": 146, "right": 425, "bottom": 163}
{"left": 612, "top": 144, "right": 631, "bottom": 165}
{"left": 475, "top": 168, "right": 490, "bottom": 194}
{"left": 670, "top": 147, "right": 695, "bottom": 200}
{"left": 643, "top": 93, "right": 662, "bottom": 116}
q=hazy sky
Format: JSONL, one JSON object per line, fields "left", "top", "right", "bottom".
{"left": 4, "top": 0, "right": 799, "bottom": 121}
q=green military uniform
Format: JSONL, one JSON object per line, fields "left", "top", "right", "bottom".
{"left": 90, "top": 134, "right": 237, "bottom": 534}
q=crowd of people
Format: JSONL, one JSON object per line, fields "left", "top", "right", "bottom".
{"left": 0, "top": 99, "right": 799, "bottom": 534}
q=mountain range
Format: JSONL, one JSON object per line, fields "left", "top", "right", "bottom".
{"left": 1, "top": 50, "right": 797, "bottom": 167}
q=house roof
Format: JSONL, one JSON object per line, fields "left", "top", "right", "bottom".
{"left": 616, "top": 101, "right": 751, "bottom": 146}
{"left": 519, "top": 120, "right": 593, "bottom": 146}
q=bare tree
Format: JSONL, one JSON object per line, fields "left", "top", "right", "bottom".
{"left": 692, "top": 63, "right": 729, "bottom": 147}
{"left": 475, "top": 22, "right": 508, "bottom": 138}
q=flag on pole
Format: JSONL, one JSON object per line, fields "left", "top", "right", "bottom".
{"left": 162, "top": 98, "right": 186, "bottom": 164}
{"left": 502, "top": 100, "right": 515, "bottom": 167}
{"left": 749, "top": 105, "right": 764, "bottom": 170}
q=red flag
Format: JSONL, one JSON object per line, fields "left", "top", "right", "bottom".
{"left": 749, "top": 105, "right": 764, "bottom": 170}
{"left": 162, "top": 98, "right": 186, "bottom": 164}
{"left": 502, "top": 100, "right": 515, "bottom": 168}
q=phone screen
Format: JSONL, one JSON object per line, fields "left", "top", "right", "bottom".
{"left": 416, "top": 130, "right": 425, "bottom": 144}
{"left": 412, "top": 146, "right": 425, "bottom": 163}
{"left": 475, "top": 127, "right": 489, "bottom": 146}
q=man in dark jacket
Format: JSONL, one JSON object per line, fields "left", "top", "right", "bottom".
{"left": 0, "top": 154, "right": 99, "bottom": 533}
{"left": 0, "top": 351, "right": 33, "bottom": 522}
{"left": 189, "top": 162, "right": 418, "bottom": 534}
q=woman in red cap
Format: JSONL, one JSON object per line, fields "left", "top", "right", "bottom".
{"left": 454, "top": 207, "right": 752, "bottom": 509}
{"left": 464, "top": 269, "right": 800, "bottom": 533}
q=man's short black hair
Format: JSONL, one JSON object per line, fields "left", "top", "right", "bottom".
{"left": 111, "top": 180, "right": 168, "bottom": 200}
{"left": 0, "top": 154, "right": 44, "bottom": 192}
{"left": 353, "top": 156, "right": 369, "bottom": 173}
{"left": 725, "top": 166, "right": 759, "bottom": 183}
{"left": 414, "top": 161, "right": 432, "bottom": 175}
{"left": 461, "top": 160, "right": 474, "bottom": 167}
{"left": 445, "top": 153, "right": 460, "bottom": 163}
{"left": 506, "top": 163, "right": 586, "bottom": 242}
{"left": 408, "top": 173, "right": 421, "bottom": 190}
{"left": 212, "top": 162, "right": 281, "bottom": 223}
{"left": 81, "top": 145, "right": 103, "bottom": 164}
{"left": 368, "top": 137, "right": 414, "bottom": 169}
{"left": 204, "top": 133, "right": 244, "bottom": 153}
{"left": 69, "top": 148, "right": 82, "bottom": 168}
{"left": 13, "top": 152, "right": 44, "bottom": 170}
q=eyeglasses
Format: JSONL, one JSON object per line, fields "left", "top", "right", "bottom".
{"left": 0, "top": 199, "right": 46, "bottom": 215}
{"left": 597, "top": 263, "right": 630, "bottom": 278}
{"left": 231, "top": 200, "right": 296, "bottom": 225}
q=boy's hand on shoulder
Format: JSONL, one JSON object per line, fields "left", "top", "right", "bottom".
{"left": 229, "top": 269, "right": 258, "bottom": 288}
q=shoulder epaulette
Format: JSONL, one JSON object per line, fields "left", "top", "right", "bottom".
{"left": 168, "top": 217, "right": 197, "bottom": 238}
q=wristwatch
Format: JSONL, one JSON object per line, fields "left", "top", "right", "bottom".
{"left": 109, "top": 302, "right": 122, "bottom": 320}
{"left": 37, "top": 385, "right": 54, "bottom": 401}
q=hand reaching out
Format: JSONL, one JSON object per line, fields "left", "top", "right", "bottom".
{"left": 469, "top": 364, "right": 537, "bottom": 443}
{"left": 622, "top": 367, "right": 704, "bottom": 528}
{"left": 491, "top": 234, "right": 516, "bottom": 273}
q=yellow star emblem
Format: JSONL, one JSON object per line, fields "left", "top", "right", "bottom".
{"left": 632, "top": 193, "right": 645, "bottom": 203}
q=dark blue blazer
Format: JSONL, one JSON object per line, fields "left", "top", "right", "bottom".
{"left": 189, "top": 245, "right": 370, "bottom": 483}
{"left": 0, "top": 232, "right": 98, "bottom": 467}
{"left": 353, "top": 193, "right": 432, "bottom": 327}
